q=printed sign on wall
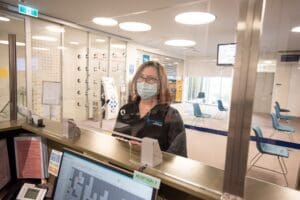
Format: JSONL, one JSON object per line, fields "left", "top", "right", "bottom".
{"left": 101, "top": 77, "right": 119, "bottom": 119}
{"left": 143, "top": 54, "right": 150, "bottom": 63}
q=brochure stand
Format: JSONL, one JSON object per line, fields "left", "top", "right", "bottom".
{"left": 42, "top": 81, "right": 61, "bottom": 120}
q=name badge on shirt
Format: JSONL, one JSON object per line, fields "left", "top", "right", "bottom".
{"left": 146, "top": 118, "right": 163, "bottom": 127}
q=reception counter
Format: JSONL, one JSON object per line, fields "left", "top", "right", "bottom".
{"left": 0, "top": 120, "right": 300, "bottom": 200}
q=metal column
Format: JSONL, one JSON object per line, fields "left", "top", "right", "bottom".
{"left": 25, "top": 16, "right": 32, "bottom": 110}
{"left": 8, "top": 34, "right": 17, "bottom": 121}
{"left": 223, "top": 0, "right": 265, "bottom": 197}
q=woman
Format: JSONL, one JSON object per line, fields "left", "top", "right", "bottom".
{"left": 113, "top": 61, "right": 187, "bottom": 157}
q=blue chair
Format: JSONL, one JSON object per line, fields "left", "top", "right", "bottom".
{"left": 275, "top": 101, "right": 290, "bottom": 112}
{"left": 270, "top": 113, "right": 295, "bottom": 141}
{"left": 274, "top": 105, "right": 293, "bottom": 121}
{"left": 192, "top": 103, "right": 211, "bottom": 125}
{"left": 215, "top": 100, "right": 228, "bottom": 119}
{"left": 248, "top": 126, "right": 288, "bottom": 186}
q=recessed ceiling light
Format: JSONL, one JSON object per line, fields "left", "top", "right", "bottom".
{"left": 32, "top": 35, "right": 57, "bottom": 42}
{"left": 33, "top": 47, "right": 49, "bottom": 51}
{"left": 111, "top": 44, "right": 126, "bottom": 49}
{"left": 0, "top": 40, "right": 9, "bottom": 45}
{"left": 96, "top": 39, "right": 106, "bottom": 43}
{"left": 0, "top": 40, "right": 25, "bottom": 46}
{"left": 46, "top": 26, "right": 65, "bottom": 33}
{"left": 165, "top": 57, "right": 170, "bottom": 60}
{"left": 174, "top": 62, "right": 179, "bottom": 65}
{"left": 57, "top": 46, "right": 66, "bottom": 50}
{"left": 165, "top": 39, "right": 196, "bottom": 47}
{"left": 291, "top": 26, "right": 300, "bottom": 33}
{"left": 175, "top": 12, "right": 216, "bottom": 25}
{"left": 70, "top": 41, "right": 79, "bottom": 45}
{"left": 0, "top": 16, "right": 10, "bottom": 22}
{"left": 119, "top": 22, "right": 151, "bottom": 32}
{"left": 93, "top": 17, "right": 118, "bottom": 26}
{"left": 263, "top": 60, "right": 273, "bottom": 64}
{"left": 16, "top": 42, "right": 25, "bottom": 46}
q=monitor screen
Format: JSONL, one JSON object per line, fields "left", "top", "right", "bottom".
{"left": 217, "top": 43, "right": 236, "bottom": 66}
{"left": 53, "top": 150, "right": 156, "bottom": 200}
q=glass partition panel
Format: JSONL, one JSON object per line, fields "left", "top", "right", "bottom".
{"left": 86, "top": 33, "right": 109, "bottom": 127}
{"left": 104, "top": 0, "right": 241, "bottom": 173}
{"left": 31, "top": 18, "right": 62, "bottom": 121}
{"left": 62, "top": 26, "right": 88, "bottom": 121}
{"left": 110, "top": 39, "right": 127, "bottom": 107}
{"left": 0, "top": 12, "right": 25, "bottom": 121}
{"left": 247, "top": 0, "right": 300, "bottom": 189}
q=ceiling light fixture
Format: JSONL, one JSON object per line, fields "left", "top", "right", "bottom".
{"left": 69, "top": 41, "right": 79, "bottom": 45}
{"left": 175, "top": 12, "right": 216, "bottom": 25}
{"left": 33, "top": 47, "right": 49, "bottom": 51}
{"left": 119, "top": 22, "right": 151, "bottom": 32}
{"left": 111, "top": 44, "right": 126, "bottom": 49}
{"left": 0, "top": 40, "right": 9, "bottom": 45}
{"left": 0, "top": 16, "right": 10, "bottom": 21}
{"left": 263, "top": 60, "right": 274, "bottom": 64}
{"left": 0, "top": 40, "right": 25, "bottom": 46}
{"left": 32, "top": 35, "right": 57, "bottom": 42}
{"left": 291, "top": 26, "right": 300, "bottom": 33}
{"left": 92, "top": 17, "right": 118, "bottom": 26}
{"left": 165, "top": 39, "right": 196, "bottom": 47}
{"left": 57, "top": 46, "right": 66, "bottom": 50}
{"left": 96, "top": 39, "right": 106, "bottom": 43}
{"left": 16, "top": 42, "right": 25, "bottom": 46}
{"left": 46, "top": 26, "right": 65, "bottom": 33}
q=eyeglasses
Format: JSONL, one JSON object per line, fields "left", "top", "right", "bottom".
{"left": 137, "top": 75, "right": 159, "bottom": 84}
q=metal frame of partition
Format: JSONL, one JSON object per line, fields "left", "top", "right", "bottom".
{"left": 0, "top": 0, "right": 267, "bottom": 198}
{"left": 223, "top": 0, "right": 265, "bottom": 197}
{"left": 8, "top": 34, "right": 17, "bottom": 120}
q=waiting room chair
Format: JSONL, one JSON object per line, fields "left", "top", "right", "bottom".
{"left": 215, "top": 100, "right": 228, "bottom": 119}
{"left": 248, "top": 126, "right": 289, "bottom": 186}
{"left": 270, "top": 113, "right": 295, "bottom": 142}
{"left": 192, "top": 103, "right": 211, "bottom": 125}
{"left": 275, "top": 101, "right": 290, "bottom": 113}
{"left": 274, "top": 105, "right": 293, "bottom": 121}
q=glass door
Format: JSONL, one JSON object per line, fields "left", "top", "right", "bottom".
{"left": 0, "top": 12, "right": 25, "bottom": 121}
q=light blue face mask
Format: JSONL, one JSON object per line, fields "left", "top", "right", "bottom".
{"left": 137, "top": 82, "right": 158, "bottom": 100}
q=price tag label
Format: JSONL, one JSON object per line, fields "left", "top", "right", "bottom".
{"left": 133, "top": 171, "right": 161, "bottom": 189}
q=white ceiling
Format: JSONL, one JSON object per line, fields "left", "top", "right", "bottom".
{"left": 1, "top": 0, "right": 300, "bottom": 59}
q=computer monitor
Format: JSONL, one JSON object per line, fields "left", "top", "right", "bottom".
{"left": 217, "top": 43, "right": 236, "bottom": 66}
{"left": 53, "top": 150, "right": 157, "bottom": 200}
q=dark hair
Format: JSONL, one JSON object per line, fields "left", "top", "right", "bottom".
{"left": 130, "top": 61, "right": 171, "bottom": 104}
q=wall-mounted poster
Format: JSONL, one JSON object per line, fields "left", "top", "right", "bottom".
{"left": 42, "top": 81, "right": 61, "bottom": 105}
{"left": 175, "top": 80, "right": 183, "bottom": 102}
{"left": 101, "top": 77, "right": 119, "bottom": 119}
{"left": 143, "top": 54, "right": 150, "bottom": 63}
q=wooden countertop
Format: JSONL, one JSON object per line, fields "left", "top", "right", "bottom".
{"left": 0, "top": 120, "right": 23, "bottom": 132}
{"left": 0, "top": 120, "right": 300, "bottom": 200}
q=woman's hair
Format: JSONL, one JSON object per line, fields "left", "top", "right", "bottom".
{"left": 130, "top": 61, "right": 171, "bottom": 104}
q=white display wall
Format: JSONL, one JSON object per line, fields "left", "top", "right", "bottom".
{"left": 31, "top": 19, "right": 62, "bottom": 121}
{"left": 27, "top": 18, "right": 126, "bottom": 122}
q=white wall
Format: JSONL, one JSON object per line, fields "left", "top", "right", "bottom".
{"left": 272, "top": 60, "right": 300, "bottom": 117}
{"left": 126, "top": 42, "right": 184, "bottom": 80}
{"left": 184, "top": 56, "right": 233, "bottom": 77}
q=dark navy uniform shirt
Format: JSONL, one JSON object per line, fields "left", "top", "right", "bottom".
{"left": 113, "top": 101, "right": 187, "bottom": 157}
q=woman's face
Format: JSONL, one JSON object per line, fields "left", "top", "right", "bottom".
{"left": 140, "top": 66, "right": 159, "bottom": 83}
{"left": 136, "top": 66, "right": 160, "bottom": 100}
